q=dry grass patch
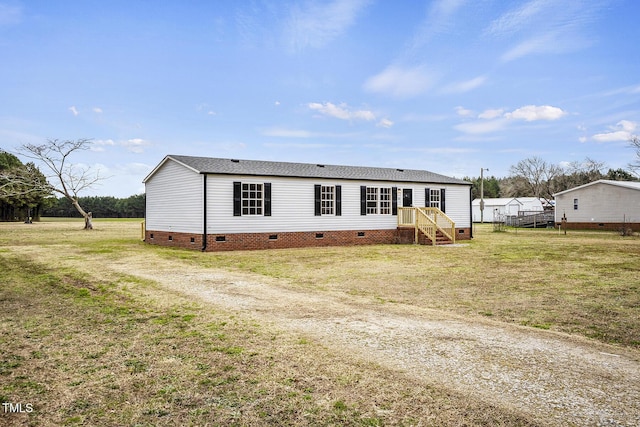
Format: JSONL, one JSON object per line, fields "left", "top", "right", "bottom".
{"left": 171, "top": 225, "right": 640, "bottom": 348}
{"left": 1, "top": 220, "right": 538, "bottom": 426}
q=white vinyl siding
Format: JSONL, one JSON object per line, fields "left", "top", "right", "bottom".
{"left": 438, "top": 186, "right": 470, "bottom": 227}
{"left": 206, "top": 175, "right": 470, "bottom": 234}
{"left": 145, "top": 160, "right": 203, "bottom": 233}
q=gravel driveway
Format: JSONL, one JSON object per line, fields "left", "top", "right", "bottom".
{"left": 113, "top": 260, "right": 640, "bottom": 427}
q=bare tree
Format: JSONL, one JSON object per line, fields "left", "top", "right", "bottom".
{"left": 546, "top": 157, "right": 612, "bottom": 196}
{"left": 18, "top": 139, "right": 102, "bottom": 229}
{"left": 629, "top": 136, "right": 640, "bottom": 174}
{"left": 0, "top": 165, "right": 52, "bottom": 197}
{"left": 509, "top": 156, "right": 563, "bottom": 201}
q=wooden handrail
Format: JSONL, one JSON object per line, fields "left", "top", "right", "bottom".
{"left": 398, "top": 207, "right": 456, "bottom": 244}
{"left": 415, "top": 207, "right": 437, "bottom": 245}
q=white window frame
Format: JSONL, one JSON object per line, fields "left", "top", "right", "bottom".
{"left": 429, "top": 189, "right": 441, "bottom": 209}
{"left": 366, "top": 187, "right": 378, "bottom": 215}
{"left": 380, "top": 187, "right": 391, "bottom": 215}
{"left": 321, "top": 185, "right": 335, "bottom": 215}
{"left": 366, "top": 186, "right": 392, "bottom": 215}
{"left": 242, "top": 183, "right": 263, "bottom": 216}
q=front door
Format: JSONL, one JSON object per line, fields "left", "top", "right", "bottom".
{"left": 402, "top": 189, "right": 413, "bottom": 207}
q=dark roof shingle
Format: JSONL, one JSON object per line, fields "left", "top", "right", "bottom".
{"left": 161, "top": 155, "right": 470, "bottom": 185}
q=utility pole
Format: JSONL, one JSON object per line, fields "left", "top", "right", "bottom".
{"left": 480, "top": 167, "right": 488, "bottom": 223}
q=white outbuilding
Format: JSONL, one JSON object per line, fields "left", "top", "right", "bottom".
{"left": 471, "top": 198, "right": 522, "bottom": 222}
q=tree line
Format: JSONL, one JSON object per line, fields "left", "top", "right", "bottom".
{"left": 465, "top": 157, "right": 638, "bottom": 201}
{"left": 1, "top": 150, "right": 51, "bottom": 221}
{"left": 1, "top": 148, "right": 144, "bottom": 221}
{"left": 43, "top": 195, "right": 145, "bottom": 219}
{"left": 3, "top": 137, "right": 640, "bottom": 222}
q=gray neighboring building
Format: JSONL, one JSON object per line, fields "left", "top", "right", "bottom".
{"left": 554, "top": 180, "right": 640, "bottom": 231}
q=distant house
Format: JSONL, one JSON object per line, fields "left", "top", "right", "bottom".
{"left": 554, "top": 180, "right": 640, "bottom": 231}
{"left": 472, "top": 197, "right": 547, "bottom": 223}
{"left": 516, "top": 197, "right": 545, "bottom": 213}
{"left": 143, "top": 155, "right": 473, "bottom": 251}
{"left": 472, "top": 198, "right": 522, "bottom": 222}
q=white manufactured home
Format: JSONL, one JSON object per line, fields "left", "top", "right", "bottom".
{"left": 143, "top": 155, "right": 473, "bottom": 251}
{"left": 554, "top": 180, "right": 640, "bottom": 231}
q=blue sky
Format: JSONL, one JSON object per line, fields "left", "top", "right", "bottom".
{"left": 1, "top": 0, "right": 639, "bottom": 197}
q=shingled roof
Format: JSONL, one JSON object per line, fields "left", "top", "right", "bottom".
{"left": 146, "top": 155, "right": 470, "bottom": 185}
{"left": 553, "top": 179, "right": 640, "bottom": 196}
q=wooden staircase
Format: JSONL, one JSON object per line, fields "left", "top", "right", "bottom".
{"left": 398, "top": 207, "right": 456, "bottom": 245}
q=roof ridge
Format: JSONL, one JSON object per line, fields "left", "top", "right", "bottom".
{"left": 161, "top": 155, "right": 470, "bottom": 185}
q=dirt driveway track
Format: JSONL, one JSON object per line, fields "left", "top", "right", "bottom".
{"left": 112, "top": 258, "right": 640, "bottom": 427}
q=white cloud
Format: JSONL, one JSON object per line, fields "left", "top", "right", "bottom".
{"left": 93, "top": 107, "right": 103, "bottom": 114}
{"left": 69, "top": 106, "right": 79, "bottom": 116}
{"left": 196, "top": 103, "right": 216, "bottom": 115}
{"left": 262, "top": 127, "right": 362, "bottom": 139}
{"left": 485, "top": 0, "right": 548, "bottom": 38}
{"left": 122, "top": 138, "right": 150, "bottom": 153}
{"left": 600, "top": 84, "right": 640, "bottom": 97}
{"left": 478, "top": 109, "right": 504, "bottom": 120}
{"left": 274, "top": 101, "right": 281, "bottom": 106}
{"left": 505, "top": 105, "right": 567, "bottom": 121}
{"left": 454, "top": 119, "right": 508, "bottom": 135}
{"left": 409, "top": 0, "right": 467, "bottom": 51}
{"left": 455, "top": 106, "right": 474, "bottom": 117}
{"left": 486, "top": 0, "right": 604, "bottom": 62}
{"left": 592, "top": 120, "right": 638, "bottom": 142}
{"left": 500, "top": 33, "right": 558, "bottom": 62}
{"left": 442, "top": 76, "right": 487, "bottom": 94}
{"left": 401, "top": 113, "right": 449, "bottom": 123}
{"left": 363, "top": 65, "right": 435, "bottom": 98}
{"left": 376, "top": 118, "right": 394, "bottom": 128}
{"left": 618, "top": 120, "right": 637, "bottom": 132}
{"left": 454, "top": 104, "right": 566, "bottom": 136}
{"left": 285, "top": 0, "right": 371, "bottom": 52}
{"left": 89, "top": 138, "right": 154, "bottom": 153}
{"left": 91, "top": 139, "right": 116, "bottom": 152}
{"left": 263, "top": 127, "right": 313, "bottom": 138}
{"left": 263, "top": 142, "right": 339, "bottom": 150}
{"left": 308, "top": 102, "right": 376, "bottom": 121}
{"left": 119, "top": 162, "right": 152, "bottom": 175}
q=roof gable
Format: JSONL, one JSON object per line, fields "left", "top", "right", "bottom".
{"left": 145, "top": 155, "right": 471, "bottom": 185}
{"left": 553, "top": 179, "right": 640, "bottom": 196}
{"left": 472, "top": 197, "right": 521, "bottom": 206}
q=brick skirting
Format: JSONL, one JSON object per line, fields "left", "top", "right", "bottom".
{"left": 145, "top": 227, "right": 472, "bottom": 251}
{"left": 556, "top": 222, "right": 640, "bottom": 232}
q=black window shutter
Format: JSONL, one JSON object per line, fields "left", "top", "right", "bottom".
{"left": 314, "top": 184, "right": 321, "bottom": 216}
{"left": 264, "top": 183, "right": 272, "bottom": 216}
{"left": 425, "top": 188, "right": 430, "bottom": 207}
{"left": 233, "top": 182, "right": 242, "bottom": 216}
{"left": 440, "top": 188, "right": 446, "bottom": 213}
{"left": 335, "top": 185, "right": 342, "bottom": 216}
{"left": 360, "top": 186, "right": 367, "bottom": 216}
{"left": 392, "top": 187, "right": 398, "bottom": 215}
